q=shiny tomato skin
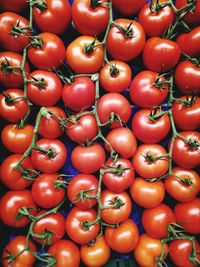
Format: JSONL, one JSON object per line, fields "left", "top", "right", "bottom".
{"left": 175, "top": 0, "right": 200, "bottom": 24}
{"left": 0, "top": 0, "right": 27, "bottom": 13}
{"left": 112, "top": 0, "right": 146, "bottom": 15}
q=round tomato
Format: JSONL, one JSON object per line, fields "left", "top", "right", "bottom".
{"left": 175, "top": 0, "right": 200, "bottom": 24}
{"left": 0, "top": 0, "right": 27, "bottom": 13}
{"left": 112, "top": 0, "right": 146, "bottom": 15}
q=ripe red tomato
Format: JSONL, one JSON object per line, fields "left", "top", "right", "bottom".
{"left": 31, "top": 173, "right": 65, "bottom": 208}
{"left": 106, "top": 19, "right": 146, "bottom": 61}
{"left": 31, "top": 138, "right": 67, "bottom": 173}
{"left": 0, "top": 190, "right": 37, "bottom": 227}
{"left": 66, "top": 36, "right": 104, "bottom": 73}
{"left": 65, "top": 207, "right": 100, "bottom": 244}
{"left": 175, "top": 0, "right": 200, "bottom": 24}
{"left": 112, "top": 0, "right": 146, "bottom": 15}
{"left": 101, "top": 189, "right": 132, "bottom": 224}
{"left": 48, "top": 240, "right": 80, "bottom": 267}
{"left": 33, "top": 0, "right": 71, "bottom": 34}
{"left": 0, "top": 89, "right": 28, "bottom": 122}
{"left": 67, "top": 173, "right": 98, "bottom": 210}
{"left": 71, "top": 0, "right": 109, "bottom": 36}
{"left": 143, "top": 37, "right": 181, "bottom": 72}
{"left": 0, "top": 0, "right": 27, "bottom": 13}
{"left": 132, "top": 144, "right": 169, "bottom": 179}
{"left": 130, "top": 178, "right": 165, "bottom": 209}
{"left": 105, "top": 219, "right": 139, "bottom": 253}
{"left": 1, "top": 124, "right": 33, "bottom": 153}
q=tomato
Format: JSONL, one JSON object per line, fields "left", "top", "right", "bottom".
{"left": 101, "top": 189, "right": 132, "bottom": 224}
{"left": 134, "top": 234, "right": 168, "bottom": 267}
{"left": 2, "top": 236, "right": 37, "bottom": 267}
{"left": 66, "top": 113, "right": 98, "bottom": 144}
{"left": 102, "top": 157, "right": 135, "bottom": 193}
{"left": 129, "top": 70, "right": 168, "bottom": 108}
{"left": 65, "top": 207, "right": 100, "bottom": 244}
{"left": 174, "top": 60, "right": 200, "bottom": 95}
{"left": 132, "top": 109, "right": 170, "bottom": 143}
{"left": 143, "top": 37, "right": 181, "bottom": 72}
{"left": 62, "top": 77, "right": 95, "bottom": 112}
{"left": 71, "top": 0, "right": 109, "bottom": 36}
{"left": 165, "top": 167, "right": 200, "bottom": 203}
{"left": 0, "top": 51, "right": 30, "bottom": 88}
{"left": 132, "top": 144, "right": 169, "bottom": 179}
{"left": 175, "top": 0, "right": 200, "bottom": 24}
{"left": 31, "top": 138, "right": 67, "bottom": 174}
{"left": 105, "top": 127, "right": 137, "bottom": 158}
{"left": 0, "top": 154, "right": 34, "bottom": 190}
{"left": 0, "top": 0, "right": 27, "bottom": 13}
{"left": 67, "top": 173, "right": 98, "bottom": 210}
{"left": 138, "top": 0, "right": 175, "bottom": 37}
{"left": 80, "top": 236, "right": 110, "bottom": 267}
{"left": 170, "top": 131, "right": 200, "bottom": 169}
{"left": 66, "top": 36, "right": 104, "bottom": 73}
{"left": 31, "top": 173, "right": 65, "bottom": 208}
{"left": 33, "top": 0, "right": 71, "bottom": 34}
{"left": 71, "top": 143, "right": 106, "bottom": 174}
{"left": 169, "top": 239, "right": 200, "bottom": 267}
{"left": 27, "top": 70, "right": 63, "bottom": 107}
{"left": 1, "top": 124, "right": 34, "bottom": 153}
{"left": 130, "top": 178, "right": 165, "bottom": 209}
{"left": 105, "top": 219, "right": 139, "bottom": 253}
{"left": 172, "top": 96, "right": 200, "bottom": 130}
{"left": 48, "top": 240, "right": 80, "bottom": 267}
{"left": 112, "top": 0, "right": 146, "bottom": 15}
{"left": 99, "top": 60, "right": 132, "bottom": 93}
{"left": 0, "top": 89, "right": 28, "bottom": 122}
{"left": 32, "top": 211, "right": 65, "bottom": 245}
{"left": 0, "top": 190, "right": 37, "bottom": 227}
{"left": 106, "top": 19, "right": 146, "bottom": 61}
{"left": 28, "top": 32, "right": 65, "bottom": 70}
{"left": 174, "top": 198, "right": 200, "bottom": 234}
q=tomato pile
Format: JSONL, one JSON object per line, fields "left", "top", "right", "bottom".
{"left": 0, "top": 0, "right": 200, "bottom": 266}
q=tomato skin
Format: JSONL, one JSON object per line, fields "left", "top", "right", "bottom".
{"left": 65, "top": 207, "right": 100, "bottom": 244}
{"left": 106, "top": 19, "right": 146, "bottom": 62}
{"left": 112, "top": 0, "right": 146, "bottom": 15}
{"left": 101, "top": 190, "right": 132, "bottom": 224}
{"left": 0, "top": 154, "right": 34, "bottom": 190}
{"left": 1, "top": 124, "right": 34, "bottom": 153}
{"left": 80, "top": 236, "right": 110, "bottom": 267}
{"left": 67, "top": 173, "right": 98, "bottom": 210}
{"left": 175, "top": 0, "right": 200, "bottom": 24}
{"left": 66, "top": 36, "right": 104, "bottom": 74}
{"left": 165, "top": 167, "right": 200, "bottom": 203}
{"left": 31, "top": 173, "right": 65, "bottom": 208}
{"left": 71, "top": 143, "right": 106, "bottom": 174}
{"left": 143, "top": 37, "right": 181, "bottom": 72}
{"left": 2, "top": 236, "right": 37, "bottom": 267}
{"left": 62, "top": 77, "right": 95, "bottom": 112}
{"left": 0, "top": 89, "right": 28, "bottom": 122}
{"left": 105, "top": 219, "right": 139, "bottom": 253}
{"left": 48, "top": 240, "right": 80, "bottom": 267}
{"left": 33, "top": 0, "right": 71, "bottom": 34}
{"left": 0, "top": 0, "right": 27, "bottom": 13}
{"left": 174, "top": 198, "right": 200, "bottom": 234}
{"left": 71, "top": 0, "right": 109, "bottom": 36}
{"left": 130, "top": 178, "right": 165, "bottom": 209}
{"left": 0, "top": 190, "right": 37, "bottom": 227}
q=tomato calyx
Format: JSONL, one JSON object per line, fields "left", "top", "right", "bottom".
{"left": 113, "top": 21, "right": 134, "bottom": 38}
{"left": 109, "top": 63, "right": 119, "bottom": 76}
{"left": 142, "top": 151, "right": 170, "bottom": 163}
{"left": 154, "top": 72, "right": 173, "bottom": 90}
{"left": 84, "top": 38, "right": 98, "bottom": 54}
{"left": 16, "top": 207, "right": 37, "bottom": 221}
{"left": 90, "top": 0, "right": 105, "bottom": 8}
{"left": 172, "top": 173, "right": 194, "bottom": 186}
{"left": 1, "top": 57, "right": 20, "bottom": 75}
{"left": 30, "top": 35, "right": 43, "bottom": 48}
{"left": 32, "top": 0, "right": 48, "bottom": 11}
{"left": 26, "top": 76, "right": 47, "bottom": 89}
{"left": 1, "top": 92, "right": 25, "bottom": 105}
{"left": 108, "top": 196, "right": 125, "bottom": 209}
{"left": 32, "top": 228, "right": 54, "bottom": 247}
{"left": 103, "top": 164, "right": 130, "bottom": 176}
{"left": 148, "top": 108, "right": 170, "bottom": 122}
{"left": 187, "top": 138, "right": 200, "bottom": 150}
{"left": 150, "top": 0, "right": 169, "bottom": 14}
{"left": 174, "top": 94, "right": 197, "bottom": 108}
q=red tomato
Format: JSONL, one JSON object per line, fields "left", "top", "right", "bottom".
{"left": 112, "top": 0, "right": 146, "bottom": 15}
{"left": 71, "top": 0, "right": 109, "bottom": 36}
{"left": 0, "top": 190, "right": 37, "bottom": 227}
{"left": 31, "top": 173, "right": 65, "bottom": 208}
{"left": 130, "top": 70, "right": 168, "bottom": 108}
{"left": 130, "top": 177, "right": 165, "bottom": 209}
{"left": 175, "top": 0, "right": 200, "bottom": 24}
{"left": 106, "top": 19, "right": 146, "bottom": 61}
{"left": 101, "top": 189, "right": 132, "bottom": 224}
{"left": 143, "top": 37, "right": 181, "bottom": 72}
{"left": 48, "top": 240, "right": 80, "bottom": 267}
{"left": 71, "top": 143, "right": 106, "bottom": 174}
{"left": 0, "top": 0, "right": 27, "bottom": 13}
{"left": 65, "top": 207, "right": 100, "bottom": 244}
{"left": 1, "top": 124, "right": 33, "bottom": 153}
{"left": 0, "top": 89, "right": 28, "bottom": 122}
{"left": 174, "top": 198, "right": 200, "bottom": 234}
{"left": 67, "top": 173, "right": 98, "bottom": 210}
{"left": 33, "top": 0, "right": 71, "bottom": 34}
{"left": 105, "top": 219, "right": 139, "bottom": 253}
{"left": 31, "top": 138, "right": 67, "bottom": 174}
{"left": 132, "top": 144, "right": 169, "bottom": 179}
